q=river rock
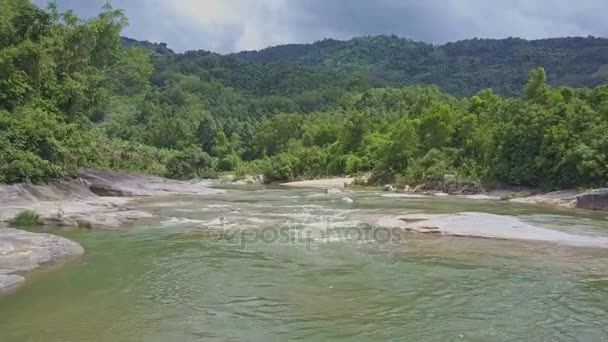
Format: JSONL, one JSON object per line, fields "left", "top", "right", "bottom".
{"left": 341, "top": 197, "right": 354, "bottom": 204}
{"left": 365, "top": 212, "right": 608, "bottom": 248}
{"left": 383, "top": 184, "right": 396, "bottom": 192}
{"left": 576, "top": 189, "right": 608, "bottom": 211}
{"left": 0, "top": 228, "right": 84, "bottom": 295}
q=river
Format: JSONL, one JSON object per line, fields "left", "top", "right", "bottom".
{"left": 1, "top": 185, "right": 608, "bottom": 341}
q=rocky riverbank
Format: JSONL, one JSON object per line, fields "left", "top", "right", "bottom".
{"left": 0, "top": 228, "right": 84, "bottom": 295}
{"left": 0, "top": 170, "right": 226, "bottom": 296}
{"left": 0, "top": 170, "right": 224, "bottom": 230}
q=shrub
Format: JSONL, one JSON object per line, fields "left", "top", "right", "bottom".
{"left": 216, "top": 154, "right": 241, "bottom": 172}
{"left": 10, "top": 210, "right": 42, "bottom": 227}
{"left": 165, "top": 145, "right": 212, "bottom": 180}
{"left": 345, "top": 154, "right": 363, "bottom": 174}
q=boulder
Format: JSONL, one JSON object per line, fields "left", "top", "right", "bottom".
{"left": 383, "top": 184, "right": 396, "bottom": 192}
{"left": 341, "top": 197, "right": 354, "bottom": 204}
{"left": 576, "top": 189, "right": 608, "bottom": 211}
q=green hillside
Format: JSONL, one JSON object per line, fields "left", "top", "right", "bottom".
{"left": 233, "top": 35, "right": 608, "bottom": 97}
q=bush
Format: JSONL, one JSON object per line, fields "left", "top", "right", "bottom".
{"left": 345, "top": 154, "right": 363, "bottom": 174}
{"left": 216, "top": 154, "right": 241, "bottom": 172}
{"left": 10, "top": 210, "right": 42, "bottom": 227}
{"left": 165, "top": 145, "right": 212, "bottom": 180}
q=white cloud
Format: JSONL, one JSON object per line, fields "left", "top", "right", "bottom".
{"left": 155, "top": 0, "right": 294, "bottom": 51}
{"left": 37, "top": 0, "right": 608, "bottom": 53}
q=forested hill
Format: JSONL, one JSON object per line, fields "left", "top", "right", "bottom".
{"left": 231, "top": 35, "right": 608, "bottom": 97}
{"left": 2, "top": 1, "right": 608, "bottom": 190}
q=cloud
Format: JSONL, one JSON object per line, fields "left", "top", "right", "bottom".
{"left": 35, "top": 0, "right": 608, "bottom": 53}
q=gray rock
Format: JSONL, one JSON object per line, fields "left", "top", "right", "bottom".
{"left": 383, "top": 184, "right": 396, "bottom": 192}
{"left": 0, "top": 228, "right": 84, "bottom": 295}
{"left": 366, "top": 212, "right": 608, "bottom": 248}
{"left": 341, "top": 197, "right": 354, "bottom": 204}
{"left": 0, "top": 169, "right": 224, "bottom": 230}
{"left": 576, "top": 189, "right": 608, "bottom": 211}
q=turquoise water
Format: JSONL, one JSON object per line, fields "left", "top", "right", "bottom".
{"left": 1, "top": 186, "right": 608, "bottom": 341}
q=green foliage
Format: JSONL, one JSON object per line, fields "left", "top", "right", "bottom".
{"left": 165, "top": 145, "right": 211, "bottom": 180}
{"left": 1, "top": 2, "right": 607, "bottom": 192}
{"left": 10, "top": 210, "right": 42, "bottom": 227}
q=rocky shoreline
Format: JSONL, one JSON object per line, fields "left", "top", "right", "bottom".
{"left": 0, "top": 170, "right": 224, "bottom": 295}
{"left": 279, "top": 177, "right": 608, "bottom": 211}
{"left": 0, "top": 170, "right": 224, "bottom": 230}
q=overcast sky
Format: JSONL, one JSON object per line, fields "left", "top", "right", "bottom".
{"left": 34, "top": 0, "right": 608, "bottom": 53}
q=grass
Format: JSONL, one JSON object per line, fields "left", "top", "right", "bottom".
{"left": 10, "top": 210, "right": 42, "bottom": 227}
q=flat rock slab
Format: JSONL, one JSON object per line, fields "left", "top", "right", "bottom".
{"left": 281, "top": 178, "right": 354, "bottom": 189}
{"left": 0, "top": 228, "right": 84, "bottom": 295}
{"left": 0, "top": 169, "right": 224, "bottom": 230}
{"left": 366, "top": 212, "right": 608, "bottom": 248}
{"left": 78, "top": 170, "right": 224, "bottom": 197}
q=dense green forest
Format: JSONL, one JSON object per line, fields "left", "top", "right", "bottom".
{"left": 233, "top": 35, "right": 608, "bottom": 97}
{"left": 1, "top": 1, "right": 607, "bottom": 190}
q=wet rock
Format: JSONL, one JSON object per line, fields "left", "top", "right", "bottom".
{"left": 0, "top": 228, "right": 84, "bottom": 295}
{"left": 576, "top": 189, "right": 608, "bottom": 211}
{"left": 383, "top": 184, "right": 396, "bottom": 192}
{"left": 341, "top": 197, "right": 354, "bottom": 204}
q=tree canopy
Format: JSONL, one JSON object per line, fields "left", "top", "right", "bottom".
{"left": 1, "top": 1, "right": 607, "bottom": 190}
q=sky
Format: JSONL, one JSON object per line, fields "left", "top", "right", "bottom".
{"left": 34, "top": 0, "right": 608, "bottom": 53}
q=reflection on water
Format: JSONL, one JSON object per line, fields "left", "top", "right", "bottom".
{"left": 1, "top": 186, "right": 608, "bottom": 341}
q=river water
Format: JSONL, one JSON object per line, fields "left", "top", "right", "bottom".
{"left": 1, "top": 185, "right": 608, "bottom": 341}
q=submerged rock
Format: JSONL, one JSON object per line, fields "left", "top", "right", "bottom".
{"left": 325, "top": 187, "right": 343, "bottom": 195}
{"left": 0, "top": 274, "right": 25, "bottom": 294}
{"left": 0, "top": 228, "right": 84, "bottom": 295}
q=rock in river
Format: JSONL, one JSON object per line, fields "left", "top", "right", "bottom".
{"left": 365, "top": 212, "right": 608, "bottom": 248}
{"left": 0, "top": 228, "right": 84, "bottom": 295}
{"left": 576, "top": 189, "right": 608, "bottom": 211}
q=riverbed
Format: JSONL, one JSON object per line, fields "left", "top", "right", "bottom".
{"left": 1, "top": 185, "right": 608, "bottom": 341}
